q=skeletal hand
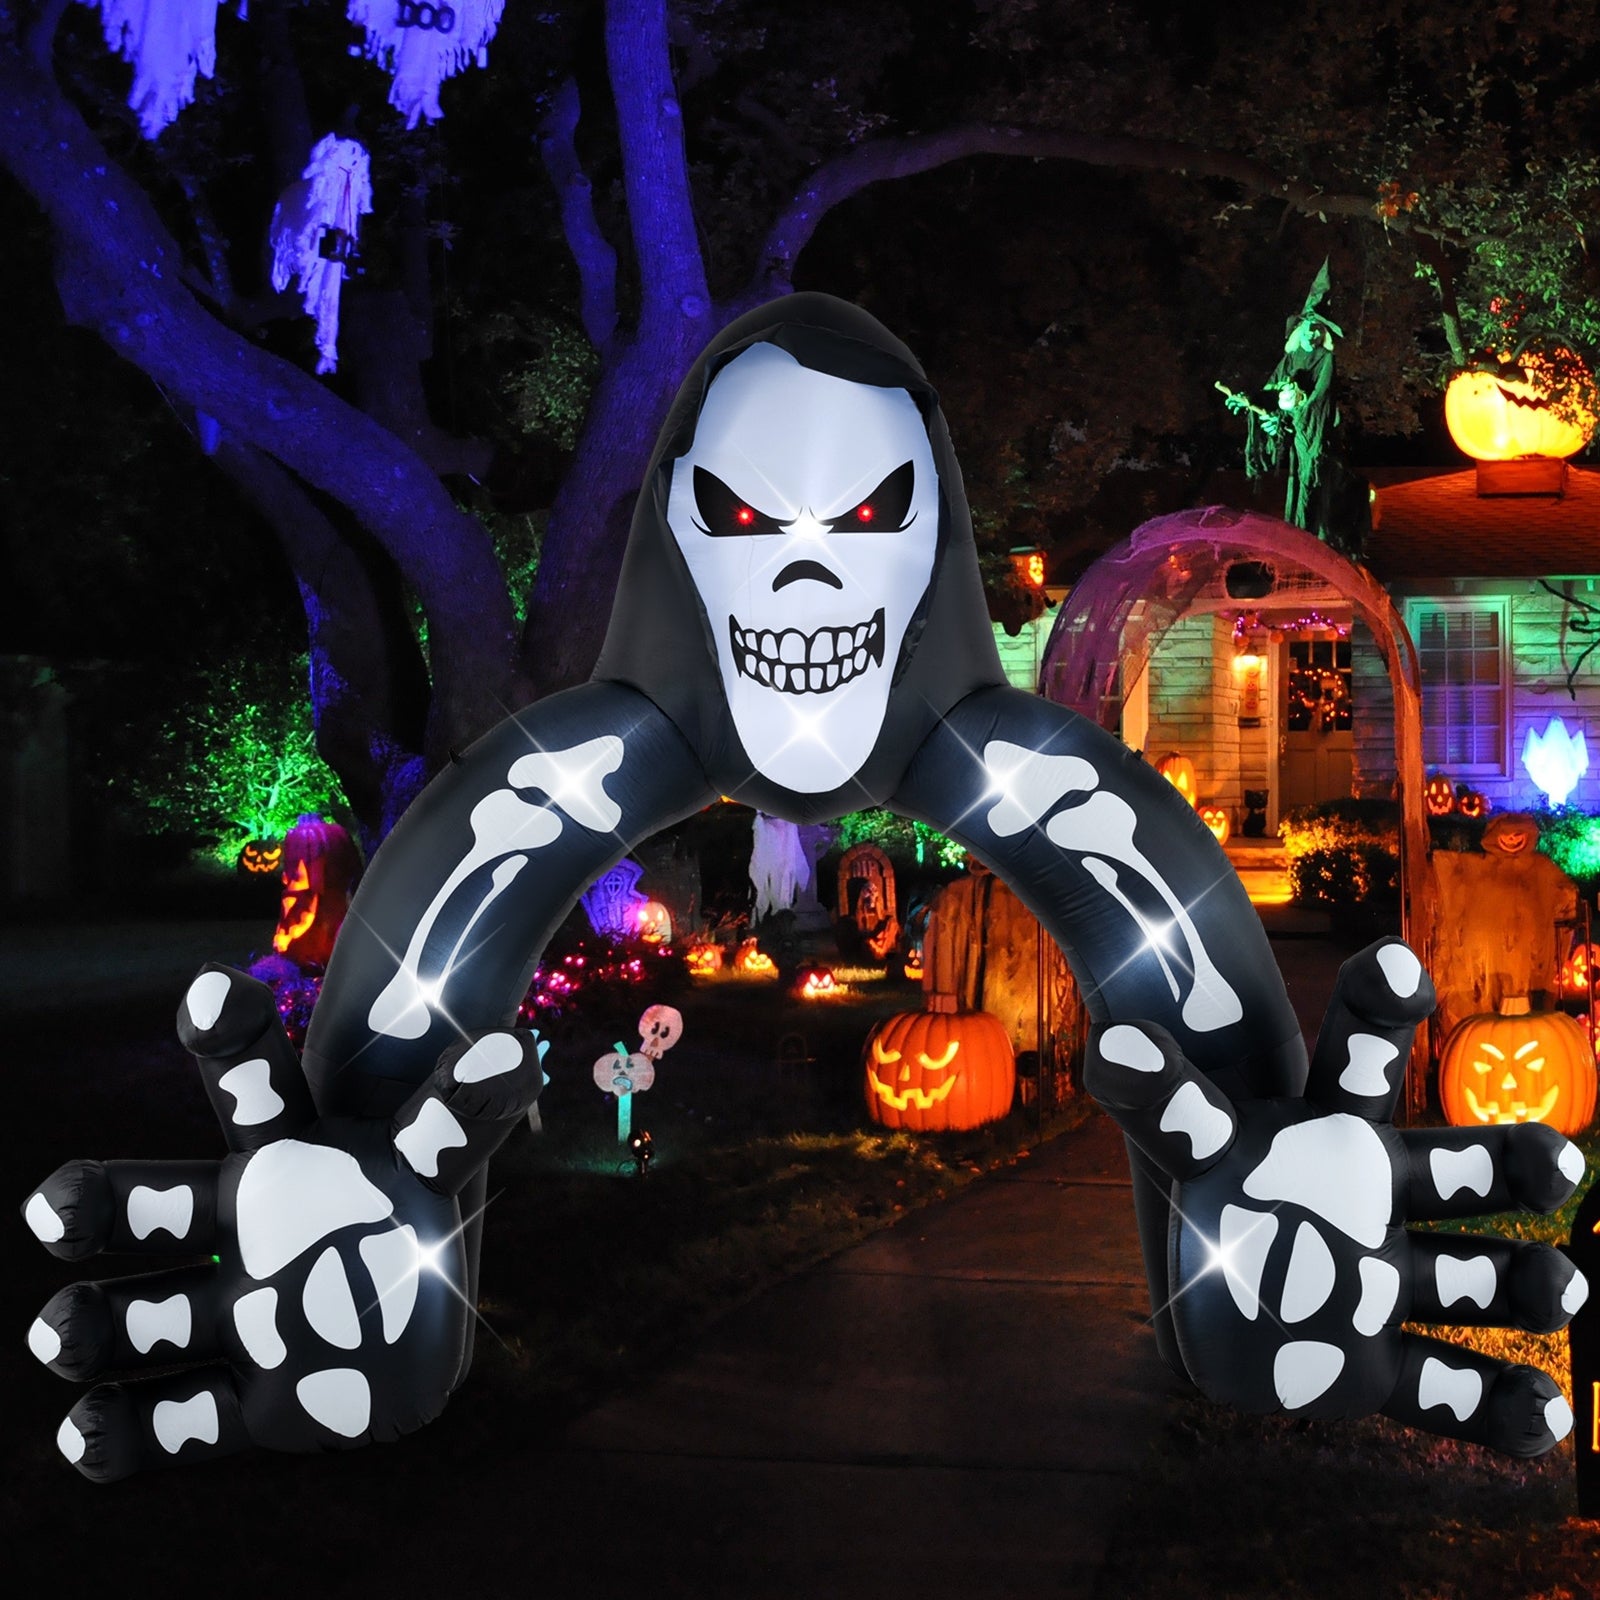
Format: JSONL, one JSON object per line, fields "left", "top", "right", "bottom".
{"left": 23, "top": 964, "right": 546, "bottom": 1481}
{"left": 1085, "top": 938, "right": 1588, "bottom": 1456}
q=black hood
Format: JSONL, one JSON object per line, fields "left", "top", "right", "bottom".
{"left": 592, "top": 293, "right": 1005, "bottom": 824}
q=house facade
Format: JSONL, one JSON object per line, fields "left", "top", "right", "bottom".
{"left": 1066, "top": 465, "right": 1600, "bottom": 836}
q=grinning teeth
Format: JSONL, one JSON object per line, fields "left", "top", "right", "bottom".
{"left": 729, "top": 609, "right": 885, "bottom": 695}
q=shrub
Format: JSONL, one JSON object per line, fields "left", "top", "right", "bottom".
{"left": 1288, "top": 842, "right": 1399, "bottom": 906}
{"left": 1279, "top": 798, "right": 1399, "bottom": 860}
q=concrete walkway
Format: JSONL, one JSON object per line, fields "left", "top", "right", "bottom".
{"left": 519, "top": 1111, "right": 1176, "bottom": 1599}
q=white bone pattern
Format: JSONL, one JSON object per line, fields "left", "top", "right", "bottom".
{"left": 1435, "top": 1253, "right": 1496, "bottom": 1311}
{"left": 217, "top": 1058, "right": 285, "bottom": 1126}
{"left": 154, "top": 1391, "right": 219, "bottom": 1454}
{"left": 1338, "top": 1033, "right": 1399, "bottom": 1098}
{"left": 126, "top": 1293, "right": 193, "bottom": 1354}
{"left": 303, "top": 1246, "right": 363, "bottom": 1349}
{"left": 1159, "top": 1081, "right": 1232, "bottom": 1160}
{"left": 394, "top": 1098, "right": 469, "bottom": 1178}
{"left": 127, "top": 1184, "right": 194, "bottom": 1242}
{"left": 981, "top": 741, "right": 1242, "bottom": 1032}
{"left": 233, "top": 1287, "right": 286, "bottom": 1370}
{"left": 1430, "top": 1145, "right": 1494, "bottom": 1201}
{"left": 1217, "top": 1205, "right": 1278, "bottom": 1320}
{"left": 369, "top": 737, "right": 626, "bottom": 1039}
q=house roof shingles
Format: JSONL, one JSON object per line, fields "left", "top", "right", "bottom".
{"left": 1366, "top": 465, "right": 1600, "bottom": 580}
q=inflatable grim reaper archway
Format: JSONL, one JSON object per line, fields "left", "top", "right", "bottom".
{"left": 26, "top": 296, "right": 1582, "bottom": 1480}
{"left": 1039, "top": 507, "right": 1436, "bottom": 1104}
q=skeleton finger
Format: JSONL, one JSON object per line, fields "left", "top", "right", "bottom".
{"left": 28, "top": 1264, "right": 222, "bottom": 1381}
{"left": 54, "top": 1369, "right": 252, "bottom": 1483}
{"left": 23, "top": 1159, "right": 222, "bottom": 1262}
{"left": 1380, "top": 1333, "right": 1573, "bottom": 1457}
{"left": 177, "top": 964, "right": 316, "bottom": 1152}
{"left": 1083, "top": 1021, "right": 1239, "bottom": 1181}
{"left": 1305, "top": 939, "right": 1434, "bottom": 1122}
{"left": 390, "top": 1029, "right": 550, "bottom": 1196}
{"left": 1408, "top": 1231, "right": 1587, "bottom": 1332}
{"left": 1402, "top": 1123, "right": 1584, "bottom": 1222}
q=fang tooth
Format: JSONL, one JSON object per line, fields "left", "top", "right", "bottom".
{"left": 779, "top": 631, "right": 806, "bottom": 664}
{"left": 810, "top": 632, "right": 834, "bottom": 664}
{"left": 826, "top": 663, "right": 840, "bottom": 687}
{"left": 853, "top": 648, "right": 868, "bottom": 671}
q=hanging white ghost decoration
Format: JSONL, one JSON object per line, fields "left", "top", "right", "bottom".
{"left": 268, "top": 135, "right": 373, "bottom": 376}
{"left": 749, "top": 812, "right": 810, "bottom": 920}
{"left": 90, "top": 0, "right": 222, "bottom": 139}
{"left": 346, "top": 0, "right": 504, "bottom": 129}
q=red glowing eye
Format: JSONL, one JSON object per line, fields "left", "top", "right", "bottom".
{"left": 855, "top": 503, "right": 874, "bottom": 523}
{"left": 736, "top": 506, "right": 755, "bottom": 525}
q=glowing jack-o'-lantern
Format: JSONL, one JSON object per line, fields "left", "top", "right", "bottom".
{"left": 735, "top": 939, "right": 776, "bottom": 976}
{"left": 1482, "top": 812, "right": 1538, "bottom": 856}
{"left": 634, "top": 899, "right": 672, "bottom": 944}
{"left": 1424, "top": 776, "right": 1457, "bottom": 816}
{"left": 1563, "top": 943, "right": 1600, "bottom": 996}
{"left": 862, "top": 1007, "right": 1015, "bottom": 1132}
{"left": 685, "top": 943, "right": 723, "bottom": 977}
{"left": 799, "top": 967, "right": 836, "bottom": 998}
{"left": 903, "top": 947, "right": 924, "bottom": 981}
{"left": 1439, "top": 999, "right": 1597, "bottom": 1136}
{"left": 238, "top": 839, "right": 282, "bottom": 877}
{"left": 270, "top": 814, "right": 362, "bottom": 969}
{"left": 1444, "top": 352, "right": 1598, "bottom": 462}
{"left": 1198, "top": 804, "right": 1231, "bottom": 846}
{"left": 1456, "top": 789, "right": 1487, "bottom": 820}
{"left": 1154, "top": 752, "right": 1198, "bottom": 808}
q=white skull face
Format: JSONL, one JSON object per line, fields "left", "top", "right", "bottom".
{"left": 667, "top": 343, "right": 940, "bottom": 793}
{"left": 638, "top": 1003, "right": 684, "bottom": 1059}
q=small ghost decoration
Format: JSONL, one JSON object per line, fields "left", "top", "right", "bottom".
{"left": 346, "top": 0, "right": 505, "bottom": 129}
{"left": 90, "top": 0, "right": 222, "bottom": 139}
{"left": 269, "top": 135, "right": 373, "bottom": 375}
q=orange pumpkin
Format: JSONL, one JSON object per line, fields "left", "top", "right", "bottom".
{"left": 634, "top": 899, "right": 672, "bottom": 943}
{"left": 1199, "top": 804, "right": 1231, "bottom": 846}
{"left": 799, "top": 967, "right": 837, "bottom": 998}
{"left": 1483, "top": 812, "right": 1538, "bottom": 856}
{"left": 1444, "top": 351, "right": 1598, "bottom": 462}
{"left": 271, "top": 814, "right": 362, "bottom": 968}
{"left": 1424, "top": 775, "right": 1457, "bottom": 816}
{"left": 903, "top": 948, "right": 925, "bottom": 981}
{"left": 238, "top": 839, "right": 282, "bottom": 876}
{"left": 685, "top": 943, "right": 722, "bottom": 977}
{"left": 1439, "top": 999, "right": 1597, "bottom": 1136}
{"left": 1455, "top": 789, "right": 1487, "bottom": 820}
{"left": 862, "top": 1008, "right": 1015, "bottom": 1131}
{"left": 1154, "top": 752, "right": 1198, "bottom": 807}
{"left": 735, "top": 939, "right": 776, "bottom": 976}
{"left": 1564, "top": 943, "right": 1600, "bottom": 996}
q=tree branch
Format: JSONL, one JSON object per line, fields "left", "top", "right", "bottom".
{"left": 753, "top": 123, "right": 1398, "bottom": 294}
{"left": 604, "top": 0, "right": 710, "bottom": 333}
{"left": 0, "top": 39, "right": 517, "bottom": 762}
{"left": 537, "top": 77, "right": 619, "bottom": 350}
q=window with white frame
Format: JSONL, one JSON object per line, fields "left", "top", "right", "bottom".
{"left": 1405, "top": 598, "right": 1509, "bottom": 773}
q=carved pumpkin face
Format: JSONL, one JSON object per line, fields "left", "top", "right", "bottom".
{"left": 1564, "top": 944, "right": 1600, "bottom": 996}
{"left": 685, "top": 943, "right": 722, "bottom": 976}
{"left": 800, "top": 967, "right": 836, "bottom": 998}
{"left": 903, "top": 948, "right": 924, "bottom": 981}
{"left": 270, "top": 814, "right": 362, "bottom": 969}
{"left": 1199, "top": 805, "right": 1230, "bottom": 845}
{"left": 862, "top": 1008, "right": 1015, "bottom": 1131}
{"left": 634, "top": 900, "right": 672, "bottom": 943}
{"left": 736, "top": 939, "right": 775, "bottom": 975}
{"left": 1456, "top": 789, "right": 1486, "bottom": 820}
{"left": 1424, "top": 776, "right": 1457, "bottom": 816}
{"left": 1444, "top": 352, "right": 1598, "bottom": 462}
{"left": 1439, "top": 1006, "right": 1597, "bottom": 1136}
{"left": 1483, "top": 812, "right": 1538, "bottom": 856}
{"left": 238, "top": 840, "right": 282, "bottom": 876}
{"left": 1154, "top": 752, "right": 1197, "bottom": 807}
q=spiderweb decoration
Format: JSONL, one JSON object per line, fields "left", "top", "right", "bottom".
{"left": 89, "top": 0, "right": 223, "bottom": 139}
{"left": 346, "top": 0, "right": 504, "bottom": 129}
{"left": 268, "top": 135, "right": 373, "bottom": 375}
{"left": 1540, "top": 579, "right": 1600, "bottom": 700}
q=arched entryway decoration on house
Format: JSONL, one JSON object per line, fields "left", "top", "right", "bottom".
{"left": 1039, "top": 505, "right": 1433, "bottom": 1104}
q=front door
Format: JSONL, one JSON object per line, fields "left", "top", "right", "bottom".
{"left": 1279, "top": 630, "right": 1353, "bottom": 813}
